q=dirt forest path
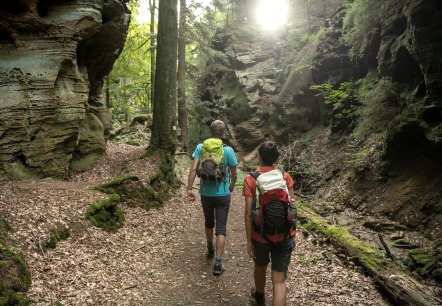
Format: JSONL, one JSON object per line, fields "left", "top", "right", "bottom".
{"left": 0, "top": 143, "right": 391, "bottom": 305}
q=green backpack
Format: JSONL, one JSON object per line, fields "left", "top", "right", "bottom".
{"left": 197, "top": 138, "right": 225, "bottom": 182}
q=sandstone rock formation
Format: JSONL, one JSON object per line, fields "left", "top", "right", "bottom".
{"left": 196, "top": 0, "right": 345, "bottom": 156}
{"left": 196, "top": 0, "right": 442, "bottom": 243}
{"left": 197, "top": 0, "right": 442, "bottom": 162}
{"left": 0, "top": 0, "right": 130, "bottom": 179}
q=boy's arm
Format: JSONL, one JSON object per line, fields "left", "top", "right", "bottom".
{"left": 244, "top": 196, "right": 255, "bottom": 259}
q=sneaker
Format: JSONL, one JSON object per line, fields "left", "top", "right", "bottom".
{"left": 213, "top": 261, "right": 224, "bottom": 276}
{"left": 250, "top": 288, "right": 265, "bottom": 306}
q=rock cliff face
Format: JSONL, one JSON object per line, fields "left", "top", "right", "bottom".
{"left": 197, "top": 0, "right": 442, "bottom": 240}
{"left": 0, "top": 0, "right": 130, "bottom": 179}
{"left": 196, "top": 1, "right": 345, "bottom": 156}
{"left": 197, "top": 0, "right": 442, "bottom": 160}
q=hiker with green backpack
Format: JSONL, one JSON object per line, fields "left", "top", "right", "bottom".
{"left": 242, "top": 140, "right": 296, "bottom": 306}
{"left": 187, "top": 120, "right": 238, "bottom": 276}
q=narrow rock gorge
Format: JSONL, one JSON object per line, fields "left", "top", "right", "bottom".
{"left": 196, "top": 0, "right": 442, "bottom": 297}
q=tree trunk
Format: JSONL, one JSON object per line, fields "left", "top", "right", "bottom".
{"left": 149, "top": 0, "right": 156, "bottom": 111}
{"left": 105, "top": 76, "right": 110, "bottom": 109}
{"left": 147, "top": 0, "right": 178, "bottom": 181}
{"left": 177, "top": 0, "right": 189, "bottom": 154}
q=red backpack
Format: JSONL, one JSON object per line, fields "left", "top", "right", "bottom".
{"left": 250, "top": 169, "right": 296, "bottom": 243}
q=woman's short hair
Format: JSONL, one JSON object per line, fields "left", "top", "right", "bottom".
{"left": 258, "top": 140, "right": 279, "bottom": 166}
{"left": 210, "top": 120, "right": 226, "bottom": 138}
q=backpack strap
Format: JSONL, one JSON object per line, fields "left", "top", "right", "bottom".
{"left": 249, "top": 171, "right": 260, "bottom": 180}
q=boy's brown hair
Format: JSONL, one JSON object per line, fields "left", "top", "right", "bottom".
{"left": 258, "top": 140, "right": 279, "bottom": 166}
{"left": 210, "top": 120, "right": 226, "bottom": 138}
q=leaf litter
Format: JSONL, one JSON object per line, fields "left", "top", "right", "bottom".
{"left": 0, "top": 142, "right": 390, "bottom": 305}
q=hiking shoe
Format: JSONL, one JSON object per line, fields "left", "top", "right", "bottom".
{"left": 251, "top": 288, "right": 265, "bottom": 306}
{"left": 213, "top": 261, "right": 224, "bottom": 276}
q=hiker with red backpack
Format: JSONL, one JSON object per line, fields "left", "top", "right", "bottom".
{"left": 243, "top": 140, "right": 296, "bottom": 306}
{"left": 187, "top": 120, "right": 238, "bottom": 276}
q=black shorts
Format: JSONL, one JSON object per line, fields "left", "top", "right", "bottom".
{"left": 253, "top": 238, "right": 294, "bottom": 273}
{"left": 201, "top": 195, "right": 230, "bottom": 236}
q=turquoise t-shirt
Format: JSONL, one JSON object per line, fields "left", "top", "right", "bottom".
{"left": 192, "top": 143, "right": 238, "bottom": 197}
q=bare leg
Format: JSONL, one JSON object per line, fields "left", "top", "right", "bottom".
{"left": 215, "top": 234, "right": 225, "bottom": 258}
{"left": 254, "top": 264, "right": 267, "bottom": 294}
{"left": 271, "top": 270, "right": 286, "bottom": 306}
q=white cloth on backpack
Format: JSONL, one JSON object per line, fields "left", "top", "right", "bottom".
{"left": 255, "top": 169, "right": 288, "bottom": 195}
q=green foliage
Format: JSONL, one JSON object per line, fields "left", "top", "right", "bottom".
{"left": 108, "top": 1, "right": 155, "bottom": 122}
{"left": 352, "top": 73, "right": 399, "bottom": 140}
{"left": 343, "top": 0, "right": 403, "bottom": 59}
{"left": 43, "top": 226, "right": 70, "bottom": 250}
{"left": 310, "top": 82, "right": 358, "bottom": 132}
{"left": 310, "top": 82, "right": 352, "bottom": 113}
{"left": 85, "top": 195, "right": 125, "bottom": 233}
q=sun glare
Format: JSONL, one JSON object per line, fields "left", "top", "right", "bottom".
{"left": 255, "top": 0, "right": 288, "bottom": 31}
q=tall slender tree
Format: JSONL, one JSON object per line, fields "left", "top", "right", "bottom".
{"left": 178, "top": 0, "right": 189, "bottom": 154}
{"left": 149, "top": 0, "right": 156, "bottom": 110}
{"left": 146, "top": 0, "right": 178, "bottom": 180}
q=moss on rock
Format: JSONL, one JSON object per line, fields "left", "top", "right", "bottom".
{"left": 0, "top": 218, "right": 12, "bottom": 246}
{"left": 93, "top": 176, "right": 140, "bottom": 194}
{"left": 85, "top": 194, "right": 124, "bottom": 233}
{"left": 0, "top": 219, "right": 31, "bottom": 304}
{"left": 0, "top": 247, "right": 32, "bottom": 295}
{"left": 43, "top": 226, "right": 70, "bottom": 250}
{"left": 93, "top": 175, "right": 164, "bottom": 209}
{"left": 0, "top": 287, "right": 29, "bottom": 306}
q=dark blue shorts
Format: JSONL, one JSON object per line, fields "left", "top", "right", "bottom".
{"left": 253, "top": 238, "right": 294, "bottom": 272}
{"left": 201, "top": 195, "right": 230, "bottom": 236}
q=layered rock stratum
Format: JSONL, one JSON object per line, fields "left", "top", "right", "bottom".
{"left": 0, "top": 0, "right": 130, "bottom": 179}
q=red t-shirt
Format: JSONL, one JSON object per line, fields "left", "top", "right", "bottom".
{"left": 242, "top": 166, "right": 295, "bottom": 242}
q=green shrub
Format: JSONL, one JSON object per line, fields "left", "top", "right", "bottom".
{"left": 310, "top": 82, "right": 358, "bottom": 132}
